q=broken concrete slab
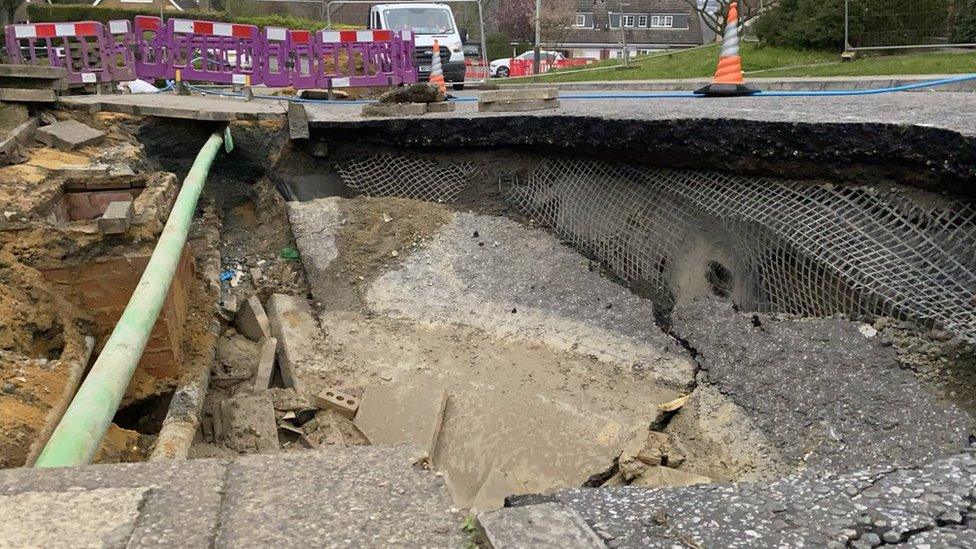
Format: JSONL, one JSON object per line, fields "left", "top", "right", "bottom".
{"left": 0, "top": 487, "right": 150, "bottom": 548}
{"left": 253, "top": 337, "right": 277, "bottom": 392}
{"left": 97, "top": 200, "right": 132, "bottom": 235}
{"left": 287, "top": 101, "right": 309, "bottom": 140}
{"left": 362, "top": 102, "right": 427, "bottom": 117}
{"left": 478, "top": 502, "right": 605, "bottom": 549}
{"left": 354, "top": 383, "right": 448, "bottom": 459}
{"left": 219, "top": 392, "right": 279, "bottom": 454}
{"left": 265, "top": 293, "right": 321, "bottom": 392}
{"left": 630, "top": 466, "right": 711, "bottom": 488}
{"left": 0, "top": 88, "right": 57, "bottom": 103}
{"left": 478, "top": 98, "right": 560, "bottom": 113}
{"left": 479, "top": 88, "right": 559, "bottom": 102}
{"left": 426, "top": 101, "right": 456, "bottom": 113}
{"left": 235, "top": 295, "right": 271, "bottom": 342}
{"left": 50, "top": 163, "right": 111, "bottom": 178}
{"left": 35, "top": 119, "right": 106, "bottom": 150}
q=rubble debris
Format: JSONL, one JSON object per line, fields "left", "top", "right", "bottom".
{"left": 478, "top": 89, "right": 560, "bottom": 113}
{"left": 617, "top": 430, "right": 686, "bottom": 481}
{"left": 378, "top": 83, "right": 445, "bottom": 104}
{"left": 218, "top": 392, "right": 279, "bottom": 454}
{"left": 426, "top": 101, "right": 456, "bottom": 113}
{"left": 48, "top": 164, "right": 111, "bottom": 178}
{"left": 362, "top": 102, "right": 428, "bottom": 117}
{"left": 235, "top": 295, "right": 271, "bottom": 342}
{"left": 312, "top": 388, "right": 359, "bottom": 420}
{"left": 35, "top": 120, "right": 106, "bottom": 151}
{"left": 97, "top": 201, "right": 133, "bottom": 235}
{"left": 219, "top": 295, "right": 239, "bottom": 318}
{"left": 265, "top": 294, "right": 319, "bottom": 391}
{"left": 253, "top": 337, "right": 277, "bottom": 392}
{"left": 353, "top": 383, "right": 447, "bottom": 459}
{"left": 630, "top": 466, "right": 711, "bottom": 488}
{"left": 302, "top": 410, "right": 369, "bottom": 447}
{"left": 215, "top": 333, "right": 261, "bottom": 384}
{"left": 478, "top": 502, "right": 605, "bottom": 549}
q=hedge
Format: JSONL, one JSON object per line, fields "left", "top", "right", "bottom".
{"left": 954, "top": 0, "right": 976, "bottom": 42}
{"left": 24, "top": 4, "right": 355, "bottom": 31}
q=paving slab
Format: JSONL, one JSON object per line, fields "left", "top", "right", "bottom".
{"left": 0, "top": 487, "right": 149, "bottom": 548}
{"left": 219, "top": 392, "right": 280, "bottom": 454}
{"left": 235, "top": 294, "right": 272, "bottom": 342}
{"left": 354, "top": 382, "right": 448, "bottom": 458}
{"left": 253, "top": 336, "right": 277, "bottom": 391}
{"left": 215, "top": 446, "right": 463, "bottom": 547}
{"left": 35, "top": 119, "right": 105, "bottom": 150}
{"left": 0, "top": 458, "right": 226, "bottom": 547}
{"left": 265, "top": 293, "right": 321, "bottom": 391}
{"left": 478, "top": 502, "right": 605, "bottom": 549}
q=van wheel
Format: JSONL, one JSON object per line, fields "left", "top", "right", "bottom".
{"left": 452, "top": 83, "right": 464, "bottom": 91}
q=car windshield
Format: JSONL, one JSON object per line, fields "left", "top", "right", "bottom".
{"left": 383, "top": 8, "right": 454, "bottom": 35}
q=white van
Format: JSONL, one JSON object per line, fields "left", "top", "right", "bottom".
{"left": 368, "top": 3, "right": 466, "bottom": 90}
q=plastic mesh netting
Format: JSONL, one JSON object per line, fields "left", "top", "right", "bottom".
{"left": 337, "top": 154, "right": 484, "bottom": 203}
{"left": 337, "top": 154, "right": 976, "bottom": 343}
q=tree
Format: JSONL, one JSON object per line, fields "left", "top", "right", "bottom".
{"left": 496, "top": 0, "right": 575, "bottom": 45}
{"left": 0, "top": 0, "right": 23, "bottom": 26}
{"left": 682, "top": 0, "right": 778, "bottom": 38}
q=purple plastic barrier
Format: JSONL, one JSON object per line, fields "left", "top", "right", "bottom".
{"left": 133, "top": 16, "right": 171, "bottom": 80}
{"left": 4, "top": 21, "right": 111, "bottom": 85}
{"left": 259, "top": 28, "right": 317, "bottom": 89}
{"left": 168, "top": 18, "right": 260, "bottom": 85}
{"left": 316, "top": 29, "right": 400, "bottom": 88}
{"left": 106, "top": 19, "right": 137, "bottom": 82}
{"left": 395, "top": 30, "right": 418, "bottom": 85}
{"left": 261, "top": 26, "right": 291, "bottom": 87}
{"left": 5, "top": 17, "right": 419, "bottom": 90}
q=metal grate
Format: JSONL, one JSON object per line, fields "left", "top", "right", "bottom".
{"left": 337, "top": 154, "right": 976, "bottom": 343}
{"left": 337, "top": 154, "right": 484, "bottom": 203}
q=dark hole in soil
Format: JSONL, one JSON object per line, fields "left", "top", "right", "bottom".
{"left": 31, "top": 324, "right": 64, "bottom": 360}
{"left": 113, "top": 390, "right": 174, "bottom": 435}
{"left": 706, "top": 260, "right": 733, "bottom": 298}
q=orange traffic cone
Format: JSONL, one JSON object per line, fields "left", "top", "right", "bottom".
{"left": 695, "top": 0, "right": 758, "bottom": 96}
{"left": 429, "top": 39, "right": 447, "bottom": 94}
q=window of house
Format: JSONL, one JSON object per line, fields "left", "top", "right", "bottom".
{"left": 575, "top": 14, "right": 586, "bottom": 26}
{"left": 637, "top": 15, "right": 648, "bottom": 27}
{"left": 622, "top": 15, "right": 635, "bottom": 27}
{"left": 650, "top": 15, "right": 674, "bottom": 28}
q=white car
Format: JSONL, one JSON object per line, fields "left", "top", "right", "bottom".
{"left": 489, "top": 50, "right": 563, "bottom": 78}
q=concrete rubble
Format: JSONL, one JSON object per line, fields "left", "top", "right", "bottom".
{"left": 35, "top": 120, "right": 106, "bottom": 151}
{"left": 354, "top": 383, "right": 448, "bottom": 459}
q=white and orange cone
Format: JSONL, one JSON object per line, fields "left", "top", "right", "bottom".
{"left": 695, "top": 0, "right": 758, "bottom": 96}
{"left": 429, "top": 39, "right": 447, "bottom": 94}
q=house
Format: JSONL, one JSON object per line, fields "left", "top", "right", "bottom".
{"left": 91, "top": 0, "right": 205, "bottom": 13}
{"left": 560, "top": 0, "right": 704, "bottom": 59}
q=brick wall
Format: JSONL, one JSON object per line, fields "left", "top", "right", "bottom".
{"left": 40, "top": 247, "right": 195, "bottom": 382}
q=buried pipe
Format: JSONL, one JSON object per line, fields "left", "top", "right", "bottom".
{"left": 34, "top": 131, "right": 230, "bottom": 468}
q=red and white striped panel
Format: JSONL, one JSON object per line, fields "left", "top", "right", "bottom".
{"left": 320, "top": 30, "right": 392, "bottom": 43}
{"left": 134, "top": 16, "right": 161, "bottom": 32}
{"left": 171, "top": 19, "right": 256, "bottom": 39}
{"left": 107, "top": 20, "right": 131, "bottom": 35}
{"left": 11, "top": 22, "right": 100, "bottom": 39}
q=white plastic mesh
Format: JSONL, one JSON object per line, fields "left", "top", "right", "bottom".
{"left": 337, "top": 154, "right": 976, "bottom": 343}
{"left": 336, "top": 154, "right": 483, "bottom": 203}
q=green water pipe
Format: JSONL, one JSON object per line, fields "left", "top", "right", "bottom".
{"left": 35, "top": 131, "right": 227, "bottom": 468}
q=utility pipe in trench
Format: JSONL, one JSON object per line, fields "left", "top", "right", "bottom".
{"left": 34, "top": 131, "right": 229, "bottom": 468}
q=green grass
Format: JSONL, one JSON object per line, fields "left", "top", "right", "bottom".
{"left": 523, "top": 43, "right": 976, "bottom": 83}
